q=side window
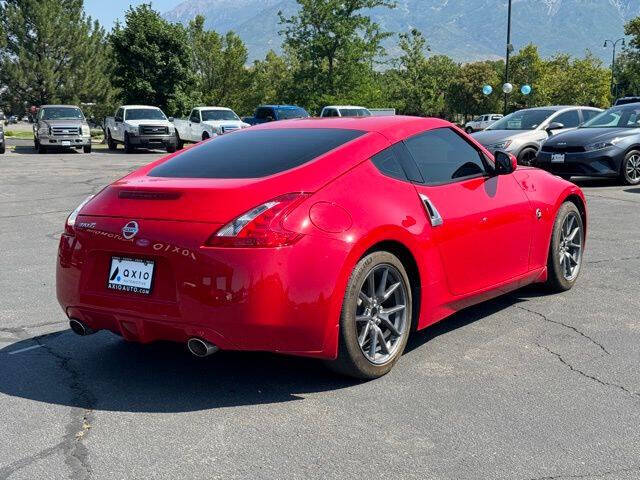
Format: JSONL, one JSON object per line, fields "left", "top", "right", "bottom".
{"left": 255, "top": 108, "right": 269, "bottom": 119}
{"left": 371, "top": 146, "right": 408, "bottom": 181}
{"left": 581, "top": 109, "right": 599, "bottom": 122}
{"left": 404, "top": 128, "right": 487, "bottom": 185}
{"left": 553, "top": 110, "right": 580, "bottom": 128}
{"left": 190, "top": 110, "right": 200, "bottom": 123}
{"left": 115, "top": 108, "right": 123, "bottom": 122}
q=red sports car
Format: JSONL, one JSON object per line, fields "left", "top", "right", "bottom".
{"left": 57, "top": 116, "right": 586, "bottom": 379}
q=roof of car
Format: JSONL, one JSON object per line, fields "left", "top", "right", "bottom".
{"left": 323, "top": 105, "right": 369, "bottom": 110}
{"left": 195, "top": 106, "right": 233, "bottom": 111}
{"left": 122, "top": 105, "right": 162, "bottom": 109}
{"left": 40, "top": 105, "right": 82, "bottom": 108}
{"left": 259, "top": 105, "right": 306, "bottom": 109}
{"left": 249, "top": 115, "right": 452, "bottom": 143}
{"left": 522, "top": 105, "right": 600, "bottom": 112}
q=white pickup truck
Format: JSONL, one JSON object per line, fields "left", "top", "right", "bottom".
{"left": 105, "top": 105, "right": 177, "bottom": 153}
{"left": 173, "top": 107, "right": 249, "bottom": 147}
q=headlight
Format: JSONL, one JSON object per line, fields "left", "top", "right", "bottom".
{"left": 66, "top": 195, "right": 94, "bottom": 229}
{"left": 81, "top": 125, "right": 90, "bottom": 136}
{"left": 126, "top": 125, "right": 139, "bottom": 135}
{"left": 584, "top": 139, "right": 621, "bottom": 152}
{"left": 167, "top": 124, "right": 175, "bottom": 134}
{"left": 491, "top": 140, "right": 512, "bottom": 150}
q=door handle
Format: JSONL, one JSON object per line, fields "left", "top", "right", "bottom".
{"left": 419, "top": 194, "right": 444, "bottom": 227}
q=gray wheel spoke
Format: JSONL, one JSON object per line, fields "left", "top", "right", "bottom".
{"left": 358, "top": 291, "right": 371, "bottom": 307}
{"left": 358, "top": 322, "right": 371, "bottom": 346}
{"left": 356, "top": 315, "right": 370, "bottom": 322}
{"left": 369, "top": 327, "right": 378, "bottom": 358}
{"left": 377, "top": 268, "right": 389, "bottom": 298}
{"left": 379, "top": 316, "right": 401, "bottom": 337}
{"left": 567, "top": 227, "right": 579, "bottom": 242}
{"left": 381, "top": 282, "right": 400, "bottom": 301}
{"left": 382, "top": 304, "right": 405, "bottom": 316}
{"left": 376, "top": 327, "right": 390, "bottom": 354}
{"left": 367, "top": 272, "right": 375, "bottom": 298}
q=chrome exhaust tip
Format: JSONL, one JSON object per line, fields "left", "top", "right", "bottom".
{"left": 69, "top": 318, "right": 95, "bottom": 336}
{"left": 187, "top": 337, "right": 219, "bottom": 358}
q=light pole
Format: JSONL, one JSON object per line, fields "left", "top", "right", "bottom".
{"left": 604, "top": 38, "right": 625, "bottom": 101}
{"left": 503, "top": 0, "right": 513, "bottom": 115}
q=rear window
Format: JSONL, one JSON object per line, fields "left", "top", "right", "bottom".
{"left": 148, "top": 128, "right": 365, "bottom": 179}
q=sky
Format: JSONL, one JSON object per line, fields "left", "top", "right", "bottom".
{"left": 84, "top": 0, "right": 181, "bottom": 29}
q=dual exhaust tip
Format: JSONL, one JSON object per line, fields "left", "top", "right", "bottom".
{"left": 69, "top": 319, "right": 219, "bottom": 358}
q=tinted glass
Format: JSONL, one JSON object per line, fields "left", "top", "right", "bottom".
{"left": 371, "top": 146, "right": 407, "bottom": 181}
{"left": 553, "top": 110, "right": 580, "bottom": 128}
{"left": 582, "top": 106, "right": 640, "bottom": 128}
{"left": 339, "top": 108, "right": 371, "bottom": 117}
{"left": 405, "top": 128, "right": 486, "bottom": 185}
{"left": 581, "top": 109, "right": 600, "bottom": 122}
{"left": 201, "top": 110, "right": 240, "bottom": 121}
{"left": 41, "top": 107, "right": 84, "bottom": 120}
{"left": 255, "top": 108, "right": 272, "bottom": 119}
{"left": 125, "top": 109, "right": 166, "bottom": 121}
{"left": 276, "top": 107, "right": 309, "bottom": 120}
{"left": 487, "top": 109, "right": 554, "bottom": 130}
{"left": 149, "top": 128, "right": 364, "bottom": 179}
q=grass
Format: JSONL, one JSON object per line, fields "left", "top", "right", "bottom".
{"left": 4, "top": 130, "right": 33, "bottom": 139}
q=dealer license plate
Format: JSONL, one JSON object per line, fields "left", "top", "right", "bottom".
{"left": 551, "top": 153, "right": 565, "bottom": 163}
{"left": 107, "top": 257, "right": 155, "bottom": 295}
{"left": 62, "top": 140, "right": 71, "bottom": 147}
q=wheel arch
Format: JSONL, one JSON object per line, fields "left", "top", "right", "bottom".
{"left": 563, "top": 193, "right": 587, "bottom": 239}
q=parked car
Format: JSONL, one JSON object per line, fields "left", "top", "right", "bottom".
{"left": 242, "top": 105, "right": 310, "bottom": 125}
{"left": 536, "top": 102, "right": 640, "bottom": 185}
{"left": 57, "top": 116, "right": 587, "bottom": 379}
{"left": 614, "top": 96, "right": 640, "bottom": 106}
{"left": 33, "top": 105, "right": 92, "bottom": 154}
{"left": 173, "top": 107, "right": 249, "bottom": 148}
{"left": 7, "top": 115, "right": 18, "bottom": 124}
{"left": 105, "top": 105, "right": 176, "bottom": 153}
{"left": 320, "top": 106, "right": 372, "bottom": 117}
{"left": 0, "top": 123, "right": 5, "bottom": 154}
{"left": 464, "top": 114, "right": 503, "bottom": 133}
{"left": 472, "top": 106, "right": 602, "bottom": 165}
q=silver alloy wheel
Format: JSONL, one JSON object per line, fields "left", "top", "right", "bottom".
{"left": 356, "top": 264, "right": 408, "bottom": 365}
{"left": 558, "top": 212, "right": 583, "bottom": 281}
{"left": 626, "top": 154, "right": 640, "bottom": 183}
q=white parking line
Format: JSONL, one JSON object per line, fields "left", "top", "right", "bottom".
{"left": 7, "top": 344, "right": 43, "bottom": 355}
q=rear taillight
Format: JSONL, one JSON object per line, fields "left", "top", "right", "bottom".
{"left": 205, "top": 193, "right": 310, "bottom": 248}
{"left": 65, "top": 195, "right": 94, "bottom": 234}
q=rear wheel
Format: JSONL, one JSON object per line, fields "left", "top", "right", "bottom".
{"left": 620, "top": 150, "right": 640, "bottom": 185}
{"left": 175, "top": 132, "right": 184, "bottom": 150}
{"left": 83, "top": 144, "right": 92, "bottom": 154}
{"left": 545, "top": 202, "right": 584, "bottom": 292}
{"left": 518, "top": 147, "right": 538, "bottom": 166}
{"left": 329, "top": 251, "right": 412, "bottom": 379}
{"left": 465, "top": 127, "right": 473, "bottom": 134}
{"left": 202, "top": 132, "right": 210, "bottom": 141}
{"left": 107, "top": 130, "right": 117, "bottom": 150}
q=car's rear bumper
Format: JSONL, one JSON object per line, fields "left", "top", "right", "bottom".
{"left": 56, "top": 217, "right": 351, "bottom": 359}
{"left": 535, "top": 147, "right": 624, "bottom": 177}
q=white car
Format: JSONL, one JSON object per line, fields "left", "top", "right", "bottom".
{"left": 173, "top": 107, "right": 249, "bottom": 147}
{"left": 464, "top": 114, "right": 503, "bottom": 133}
{"left": 320, "top": 106, "right": 372, "bottom": 118}
{"left": 105, "top": 105, "right": 177, "bottom": 153}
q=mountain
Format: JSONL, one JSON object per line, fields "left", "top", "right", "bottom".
{"left": 163, "top": 0, "right": 634, "bottom": 64}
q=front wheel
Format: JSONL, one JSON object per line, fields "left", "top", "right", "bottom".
{"left": 83, "top": 144, "right": 92, "bottom": 154}
{"left": 545, "top": 202, "right": 584, "bottom": 292}
{"left": 0, "top": 142, "right": 5, "bottom": 154}
{"left": 620, "top": 150, "right": 640, "bottom": 185}
{"left": 124, "top": 133, "right": 134, "bottom": 153}
{"left": 166, "top": 144, "right": 176, "bottom": 153}
{"left": 329, "top": 251, "right": 412, "bottom": 379}
{"left": 518, "top": 147, "right": 538, "bottom": 166}
{"left": 465, "top": 127, "right": 473, "bottom": 134}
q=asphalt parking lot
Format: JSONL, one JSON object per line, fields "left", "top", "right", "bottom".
{"left": 1, "top": 140, "right": 639, "bottom": 480}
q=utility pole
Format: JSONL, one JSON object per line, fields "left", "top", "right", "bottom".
{"left": 604, "top": 38, "right": 625, "bottom": 102}
{"left": 504, "top": 0, "right": 513, "bottom": 115}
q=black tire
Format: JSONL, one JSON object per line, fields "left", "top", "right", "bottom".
{"left": 124, "top": 133, "right": 134, "bottom": 153}
{"left": 545, "top": 202, "right": 584, "bottom": 293}
{"left": 175, "top": 132, "right": 184, "bottom": 150}
{"left": 107, "top": 130, "right": 117, "bottom": 150}
{"left": 34, "top": 139, "right": 39, "bottom": 151}
{"left": 517, "top": 147, "right": 538, "bottom": 166}
{"left": 328, "top": 251, "right": 412, "bottom": 380}
{"left": 619, "top": 150, "right": 640, "bottom": 185}
{"left": 166, "top": 144, "right": 176, "bottom": 153}
{"left": 202, "top": 132, "right": 210, "bottom": 141}
{"left": 465, "top": 127, "right": 474, "bottom": 134}
{"left": 0, "top": 142, "right": 5, "bottom": 154}
{"left": 38, "top": 142, "right": 47, "bottom": 154}
{"left": 83, "top": 144, "right": 92, "bottom": 153}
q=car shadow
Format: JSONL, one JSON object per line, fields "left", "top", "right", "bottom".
{"left": 570, "top": 177, "right": 620, "bottom": 188}
{"left": 624, "top": 187, "right": 640, "bottom": 194}
{"left": 0, "top": 287, "right": 548, "bottom": 413}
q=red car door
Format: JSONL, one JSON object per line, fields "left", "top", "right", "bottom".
{"left": 403, "top": 127, "right": 534, "bottom": 296}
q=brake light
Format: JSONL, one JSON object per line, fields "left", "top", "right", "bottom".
{"left": 205, "top": 193, "right": 310, "bottom": 247}
{"left": 65, "top": 195, "right": 94, "bottom": 234}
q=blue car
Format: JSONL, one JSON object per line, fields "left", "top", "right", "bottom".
{"left": 536, "top": 102, "right": 640, "bottom": 185}
{"left": 243, "top": 105, "right": 310, "bottom": 125}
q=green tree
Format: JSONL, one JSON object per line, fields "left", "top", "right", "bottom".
{"left": 0, "top": 0, "right": 114, "bottom": 114}
{"left": 447, "top": 61, "right": 502, "bottom": 119}
{"left": 110, "top": 4, "right": 195, "bottom": 116}
{"left": 244, "top": 50, "right": 293, "bottom": 115}
{"left": 507, "top": 44, "right": 545, "bottom": 108}
{"left": 188, "top": 16, "right": 250, "bottom": 111}
{"left": 279, "top": 0, "right": 395, "bottom": 112}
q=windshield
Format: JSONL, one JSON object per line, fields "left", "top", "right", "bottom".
{"left": 276, "top": 107, "right": 309, "bottom": 120}
{"left": 339, "top": 108, "right": 371, "bottom": 117}
{"left": 581, "top": 106, "right": 640, "bottom": 128}
{"left": 487, "top": 109, "right": 554, "bottom": 130}
{"left": 201, "top": 110, "right": 240, "bottom": 121}
{"left": 125, "top": 109, "right": 167, "bottom": 121}
{"left": 41, "top": 107, "right": 84, "bottom": 121}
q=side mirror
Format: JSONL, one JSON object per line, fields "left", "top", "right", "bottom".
{"left": 545, "top": 122, "right": 564, "bottom": 134}
{"left": 494, "top": 149, "right": 517, "bottom": 175}
{"left": 168, "top": 117, "right": 174, "bottom": 122}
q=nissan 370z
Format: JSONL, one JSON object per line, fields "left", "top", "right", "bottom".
{"left": 56, "top": 116, "right": 587, "bottom": 379}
